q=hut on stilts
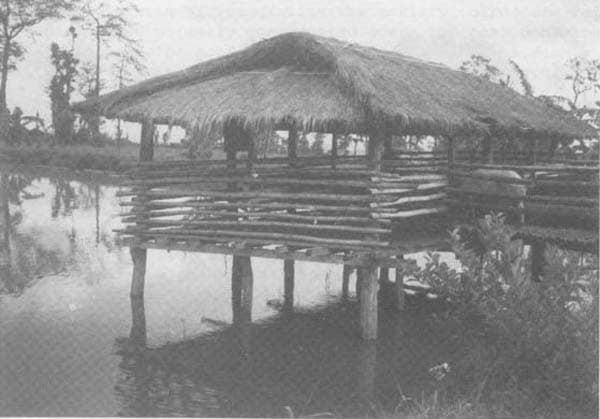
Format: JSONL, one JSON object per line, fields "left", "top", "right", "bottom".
{"left": 73, "top": 32, "right": 597, "bottom": 340}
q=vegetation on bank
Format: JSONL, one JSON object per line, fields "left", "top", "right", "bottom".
{"left": 383, "top": 214, "right": 598, "bottom": 419}
{"left": 0, "top": 140, "right": 225, "bottom": 172}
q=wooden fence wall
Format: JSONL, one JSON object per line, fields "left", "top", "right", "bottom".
{"left": 117, "top": 150, "right": 598, "bottom": 254}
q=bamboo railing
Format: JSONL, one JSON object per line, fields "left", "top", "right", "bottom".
{"left": 116, "top": 151, "right": 598, "bottom": 255}
{"left": 447, "top": 162, "right": 599, "bottom": 231}
{"left": 117, "top": 155, "right": 449, "bottom": 254}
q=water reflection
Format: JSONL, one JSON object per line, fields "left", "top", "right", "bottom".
{"left": 0, "top": 166, "right": 461, "bottom": 417}
{"left": 112, "top": 293, "right": 464, "bottom": 418}
{"left": 0, "top": 169, "right": 121, "bottom": 295}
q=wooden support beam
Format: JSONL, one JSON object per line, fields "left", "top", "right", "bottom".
{"left": 288, "top": 126, "right": 298, "bottom": 167}
{"left": 247, "top": 135, "right": 256, "bottom": 171}
{"left": 139, "top": 120, "right": 155, "bottom": 162}
{"left": 446, "top": 136, "right": 455, "bottom": 186}
{"left": 130, "top": 246, "right": 147, "bottom": 298}
{"left": 359, "top": 262, "right": 379, "bottom": 340}
{"left": 379, "top": 267, "right": 390, "bottom": 283}
{"left": 367, "top": 132, "right": 385, "bottom": 172}
{"left": 129, "top": 295, "right": 147, "bottom": 347}
{"left": 342, "top": 264, "right": 352, "bottom": 299}
{"left": 530, "top": 241, "right": 546, "bottom": 282}
{"left": 232, "top": 255, "right": 253, "bottom": 324}
{"left": 331, "top": 133, "right": 338, "bottom": 169}
{"left": 395, "top": 262, "right": 405, "bottom": 311}
{"left": 130, "top": 119, "right": 154, "bottom": 299}
{"left": 284, "top": 259, "right": 294, "bottom": 312}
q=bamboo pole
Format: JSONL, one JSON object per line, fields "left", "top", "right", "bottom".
{"left": 121, "top": 210, "right": 391, "bottom": 225}
{"left": 121, "top": 200, "right": 373, "bottom": 214}
{"left": 371, "top": 206, "right": 447, "bottom": 219}
{"left": 453, "top": 162, "right": 598, "bottom": 173}
{"left": 135, "top": 219, "right": 391, "bottom": 235}
{"left": 117, "top": 226, "right": 391, "bottom": 248}
{"left": 118, "top": 189, "right": 374, "bottom": 203}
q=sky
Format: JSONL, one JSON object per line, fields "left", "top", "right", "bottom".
{"left": 6, "top": 0, "right": 600, "bottom": 138}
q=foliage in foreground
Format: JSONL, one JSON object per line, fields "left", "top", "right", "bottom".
{"left": 400, "top": 214, "right": 598, "bottom": 418}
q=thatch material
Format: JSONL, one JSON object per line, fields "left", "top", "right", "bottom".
{"left": 73, "top": 32, "right": 595, "bottom": 138}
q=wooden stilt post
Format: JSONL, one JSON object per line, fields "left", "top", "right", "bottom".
{"left": 356, "top": 267, "right": 363, "bottom": 301}
{"left": 395, "top": 259, "right": 405, "bottom": 311}
{"left": 288, "top": 126, "right": 298, "bottom": 167}
{"left": 247, "top": 134, "right": 255, "bottom": 171}
{"left": 232, "top": 255, "right": 253, "bottom": 324}
{"left": 130, "top": 294, "right": 147, "bottom": 347}
{"left": 357, "top": 126, "right": 385, "bottom": 340}
{"left": 367, "top": 133, "right": 385, "bottom": 171}
{"left": 139, "top": 120, "right": 155, "bottom": 162}
{"left": 379, "top": 267, "right": 389, "bottom": 283}
{"left": 331, "top": 132, "right": 338, "bottom": 169}
{"left": 282, "top": 125, "right": 297, "bottom": 311}
{"left": 342, "top": 264, "right": 352, "bottom": 299}
{"left": 359, "top": 262, "right": 379, "bottom": 340}
{"left": 130, "top": 247, "right": 147, "bottom": 297}
{"left": 530, "top": 241, "right": 546, "bottom": 282}
{"left": 284, "top": 259, "right": 294, "bottom": 312}
{"left": 130, "top": 119, "right": 154, "bottom": 298}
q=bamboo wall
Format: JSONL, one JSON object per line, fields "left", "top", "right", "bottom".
{"left": 118, "top": 154, "right": 448, "bottom": 254}
{"left": 117, "top": 151, "right": 598, "bottom": 255}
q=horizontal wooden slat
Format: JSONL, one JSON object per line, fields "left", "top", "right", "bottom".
{"left": 124, "top": 219, "right": 391, "bottom": 235}
{"left": 116, "top": 227, "right": 391, "bottom": 248}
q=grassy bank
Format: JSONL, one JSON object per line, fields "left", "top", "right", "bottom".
{"left": 0, "top": 142, "right": 224, "bottom": 173}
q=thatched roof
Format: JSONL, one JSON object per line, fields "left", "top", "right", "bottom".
{"left": 73, "top": 32, "right": 595, "bottom": 139}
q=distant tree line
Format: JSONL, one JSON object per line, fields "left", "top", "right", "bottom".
{"left": 0, "top": 0, "right": 144, "bottom": 145}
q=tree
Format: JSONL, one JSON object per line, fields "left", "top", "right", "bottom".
{"left": 565, "top": 58, "right": 600, "bottom": 109}
{"left": 71, "top": 0, "right": 140, "bottom": 136}
{"left": 49, "top": 41, "right": 78, "bottom": 143}
{"left": 73, "top": 61, "right": 101, "bottom": 142}
{"left": 0, "top": 0, "right": 77, "bottom": 141}
{"left": 109, "top": 40, "right": 145, "bottom": 145}
{"left": 509, "top": 60, "right": 533, "bottom": 97}
{"left": 459, "top": 55, "right": 510, "bottom": 86}
{"left": 538, "top": 58, "right": 600, "bottom": 114}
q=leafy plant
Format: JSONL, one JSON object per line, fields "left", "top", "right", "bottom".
{"left": 407, "top": 214, "right": 598, "bottom": 417}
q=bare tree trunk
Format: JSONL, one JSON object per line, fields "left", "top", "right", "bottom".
{"left": 0, "top": 35, "right": 11, "bottom": 143}
{"left": 89, "top": 24, "right": 101, "bottom": 137}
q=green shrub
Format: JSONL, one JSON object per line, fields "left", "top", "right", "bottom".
{"left": 405, "top": 214, "right": 598, "bottom": 417}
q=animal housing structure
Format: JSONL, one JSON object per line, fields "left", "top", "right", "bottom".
{"left": 74, "top": 32, "right": 597, "bottom": 339}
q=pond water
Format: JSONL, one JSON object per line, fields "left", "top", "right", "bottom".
{"left": 0, "top": 167, "right": 465, "bottom": 417}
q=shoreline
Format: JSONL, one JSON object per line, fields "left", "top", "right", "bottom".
{"left": 0, "top": 142, "right": 194, "bottom": 177}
